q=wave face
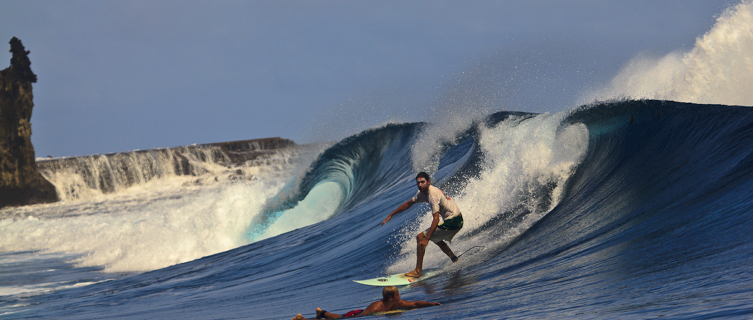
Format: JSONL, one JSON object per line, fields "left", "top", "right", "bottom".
{"left": 3, "top": 100, "right": 753, "bottom": 319}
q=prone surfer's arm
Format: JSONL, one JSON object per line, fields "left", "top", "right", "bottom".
{"left": 381, "top": 200, "right": 415, "bottom": 225}
{"left": 396, "top": 299, "right": 441, "bottom": 309}
{"left": 424, "top": 212, "right": 440, "bottom": 239}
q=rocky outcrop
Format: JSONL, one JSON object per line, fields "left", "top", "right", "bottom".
{"left": 0, "top": 37, "right": 58, "bottom": 208}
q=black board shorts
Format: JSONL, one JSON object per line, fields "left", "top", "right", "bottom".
{"left": 423, "top": 214, "right": 463, "bottom": 243}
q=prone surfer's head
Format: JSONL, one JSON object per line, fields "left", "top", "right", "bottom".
{"left": 382, "top": 286, "right": 399, "bottom": 300}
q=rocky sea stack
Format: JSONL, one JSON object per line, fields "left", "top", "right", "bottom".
{"left": 0, "top": 37, "right": 58, "bottom": 208}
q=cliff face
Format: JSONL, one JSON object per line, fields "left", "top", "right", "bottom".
{"left": 0, "top": 37, "right": 58, "bottom": 208}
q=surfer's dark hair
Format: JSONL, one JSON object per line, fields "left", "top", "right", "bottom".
{"left": 416, "top": 172, "right": 430, "bottom": 181}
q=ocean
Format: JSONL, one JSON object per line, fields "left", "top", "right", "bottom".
{"left": 2, "top": 2, "right": 753, "bottom": 319}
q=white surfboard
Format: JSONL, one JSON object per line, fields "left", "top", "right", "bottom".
{"left": 353, "top": 246, "right": 484, "bottom": 286}
{"left": 353, "top": 269, "right": 439, "bottom": 286}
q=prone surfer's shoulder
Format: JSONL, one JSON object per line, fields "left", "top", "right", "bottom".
{"left": 363, "top": 300, "right": 389, "bottom": 315}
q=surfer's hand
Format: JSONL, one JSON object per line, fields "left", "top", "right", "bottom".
{"left": 381, "top": 216, "right": 391, "bottom": 225}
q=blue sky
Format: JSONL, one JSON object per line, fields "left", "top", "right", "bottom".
{"left": 1, "top": 0, "right": 734, "bottom": 157}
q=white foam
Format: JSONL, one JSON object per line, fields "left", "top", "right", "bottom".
{"left": 0, "top": 178, "right": 285, "bottom": 273}
{"left": 579, "top": 0, "right": 753, "bottom": 106}
{"left": 0, "top": 280, "right": 105, "bottom": 297}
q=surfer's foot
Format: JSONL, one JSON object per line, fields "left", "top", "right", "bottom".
{"left": 404, "top": 270, "right": 423, "bottom": 278}
{"left": 451, "top": 256, "right": 458, "bottom": 262}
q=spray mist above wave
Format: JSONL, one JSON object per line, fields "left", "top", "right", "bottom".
{"left": 410, "top": 91, "right": 499, "bottom": 175}
{"left": 579, "top": 0, "right": 753, "bottom": 106}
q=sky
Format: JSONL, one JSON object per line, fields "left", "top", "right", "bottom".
{"left": 1, "top": 0, "right": 737, "bottom": 158}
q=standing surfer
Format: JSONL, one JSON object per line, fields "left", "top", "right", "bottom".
{"left": 381, "top": 172, "right": 464, "bottom": 277}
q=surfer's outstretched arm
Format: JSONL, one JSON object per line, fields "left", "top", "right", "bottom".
{"left": 381, "top": 200, "right": 415, "bottom": 225}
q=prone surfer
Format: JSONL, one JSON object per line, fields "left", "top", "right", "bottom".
{"left": 381, "top": 172, "right": 464, "bottom": 278}
{"left": 291, "top": 286, "right": 440, "bottom": 319}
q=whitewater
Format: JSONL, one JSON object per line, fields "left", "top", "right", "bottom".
{"left": 2, "top": 1, "right": 753, "bottom": 319}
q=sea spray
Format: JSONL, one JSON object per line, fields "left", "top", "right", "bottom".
{"left": 579, "top": 0, "right": 753, "bottom": 106}
{"left": 410, "top": 108, "right": 491, "bottom": 177}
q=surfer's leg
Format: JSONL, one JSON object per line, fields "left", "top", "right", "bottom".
{"left": 316, "top": 308, "right": 342, "bottom": 319}
{"left": 436, "top": 241, "right": 458, "bottom": 262}
{"left": 406, "top": 233, "right": 429, "bottom": 278}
